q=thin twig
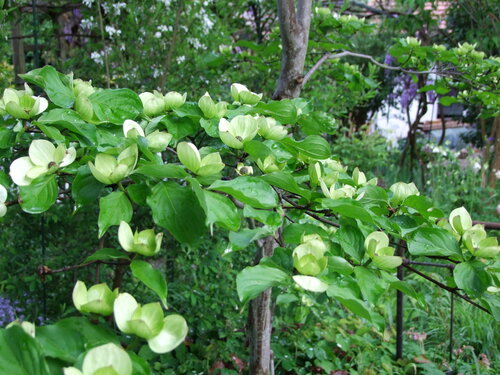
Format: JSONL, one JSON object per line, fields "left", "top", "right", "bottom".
{"left": 96, "top": 0, "right": 111, "bottom": 88}
{"left": 404, "top": 264, "right": 490, "bottom": 314}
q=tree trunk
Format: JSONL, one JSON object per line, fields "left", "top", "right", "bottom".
{"left": 248, "top": 2, "right": 312, "bottom": 374}
{"left": 488, "top": 115, "right": 500, "bottom": 188}
{"left": 248, "top": 236, "right": 278, "bottom": 375}
{"left": 11, "top": 12, "right": 26, "bottom": 88}
{"left": 272, "top": 0, "right": 312, "bottom": 100}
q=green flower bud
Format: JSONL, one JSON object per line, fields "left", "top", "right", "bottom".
{"left": 309, "top": 162, "right": 322, "bottom": 188}
{"left": 390, "top": 182, "right": 419, "bottom": 205}
{"left": 177, "top": 142, "right": 224, "bottom": 176}
{"left": 198, "top": 92, "right": 217, "bottom": 118}
{"left": 475, "top": 237, "right": 500, "bottom": 258}
{"left": 72, "top": 281, "right": 118, "bottom": 316}
{"left": 449, "top": 207, "right": 472, "bottom": 235}
{"left": 123, "top": 119, "right": 145, "bottom": 139}
{"left": 256, "top": 154, "right": 283, "bottom": 173}
{"left": 320, "top": 180, "right": 355, "bottom": 199}
{"left": 0, "top": 184, "right": 7, "bottom": 218}
{"left": 118, "top": 221, "right": 163, "bottom": 256}
{"left": 257, "top": 117, "right": 287, "bottom": 140}
{"left": 364, "top": 231, "right": 401, "bottom": 269}
{"left": 230, "top": 83, "right": 262, "bottom": 105}
{"left": 2, "top": 87, "right": 48, "bottom": 119}
{"left": 164, "top": 91, "right": 186, "bottom": 110}
{"left": 140, "top": 91, "right": 167, "bottom": 117}
{"left": 9, "top": 140, "right": 76, "bottom": 186}
{"left": 218, "top": 115, "right": 259, "bottom": 149}
{"left": 146, "top": 130, "right": 172, "bottom": 152}
{"left": 73, "top": 79, "right": 95, "bottom": 98}
{"left": 236, "top": 163, "right": 253, "bottom": 176}
{"left": 113, "top": 293, "right": 188, "bottom": 354}
{"left": 293, "top": 235, "right": 328, "bottom": 276}
{"left": 352, "top": 167, "right": 366, "bottom": 186}
{"left": 316, "top": 7, "right": 331, "bottom": 18}
{"left": 88, "top": 144, "right": 138, "bottom": 185}
{"left": 64, "top": 343, "right": 133, "bottom": 375}
{"left": 75, "top": 95, "right": 95, "bottom": 122}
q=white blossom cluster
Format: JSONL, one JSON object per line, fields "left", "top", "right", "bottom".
{"left": 112, "top": 2, "right": 127, "bottom": 15}
{"left": 80, "top": 16, "right": 95, "bottom": 30}
{"left": 105, "top": 25, "right": 122, "bottom": 38}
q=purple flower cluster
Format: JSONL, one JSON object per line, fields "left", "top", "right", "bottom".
{"left": 63, "top": 9, "right": 83, "bottom": 44}
{"left": 0, "top": 295, "right": 24, "bottom": 327}
{"left": 400, "top": 75, "right": 419, "bottom": 109}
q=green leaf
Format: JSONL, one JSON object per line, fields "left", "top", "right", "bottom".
{"left": 36, "top": 124, "right": 65, "bottom": 142}
{"left": 72, "top": 166, "right": 104, "bottom": 205}
{"left": 252, "top": 100, "right": 298, "bottom": 123}
{"left": 236, "top": 265, "right": 289, "bottom": 303}
{"left": 129, "top": 352, "right": 152, "bottom": 375}
{"left": 261, "top": 171, "right": 312, "bottom": 200}
{"left": 0, "top": 326, "right": 51, "bottom": 375}
{"left": 327, "top": 285, "right": 372, "bottom": 321}
{"left": 89, "top": 89, "right": 143, "bottom": 124}
{"left": 297, "top": 111, "right": 338, "bottom": 135}
{"left": 229, "top": 227, "right": 272, "bottom": 250}
{"left": 328, "top": 256, "right": 354, "bottom": 275}
{"left": 403, "top": 195, "right": 444, "bottom": 218}
{"left": 243, "top": 140, "right": 272, "bottom": 160}
{"left": 279, "top": 135, "right": 331, "bottom": 160}
{"left": 162, "top": 116, "right": 198, "bottom": 139}
{"left": 334, "top": 225, "right": 365, "bottom": 262}
{"left": 147, "top": 182, "right": 206, "bottom": 245}
{"left": 20, "top": 66, "right": 74, "bottom": 108}
{"left": 439, "top": 96, "right": 458, "bottom": 106}
{"left": 354, "top": 267, "right": 385, "bottom": 304}
{"left": 199, "top": 118, "right": 219, "bottom": 137}
{"left": 243, "top": 205, "right": 281, "bottom": 227}
{"left": 35, "top": 109, "right": 97, "bottom": 146}
{"left": 283, "top": 223, "right": 329, "bottom": 244}
{"left": 407, "top": 227, "right": 461, "bottom": 257}
{"left": 192, "top": 181, "right": 241, "bottom": 231}
{"left": 454, "top": 261, "right": 491, "bottom": 298}
{"left": 134, "top": 164, "right": 189, "bottom": 179}
{"left": 56, "top": 317, "right": 119, "bottom": 347}
{"left": 131, "top": 260, "right": 168, "bottom": 309}
{"left": 36, "top": 323, "right": 85, "bottom": 363}
{"left": 98, "top": 191, "right": 133, "bottom": 237}
{"left": 84, "top": 248, "right": 129, "bottom": 263}
{"left": 209, "top": 177, "right": 278, "bottom": 209}
{"left": 321, "top": 198, "right": 373, "bottom": 223}
{"left": 0, "top": 127, "right": 15, "bottom": 148}
{"left": 19, "top": 175, "right": 58, "bottom": 214}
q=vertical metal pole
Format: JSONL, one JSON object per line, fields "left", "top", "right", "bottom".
{"left": 41, "top": 215, "right": 47, "bottom": 318}
{"left": 449, "top": 292, "right": 454, "bottom": 363}
{"left": 395, "top": 242, "right": 405, "bottom": 360}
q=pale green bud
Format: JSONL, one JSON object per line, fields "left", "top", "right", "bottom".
{"left": 389, "top": 182, "right": 419, "bottom": 205}
{"left": 257, "top": 116, "right": 287, "bottom": 140}
{"left": 72, "top": 281, "right": 118, "bottom": 316}
{"left": 9, "top": 140, "right": 76, "bottom": 186}
{"left": 364, "top": 231, "right": 390, "bottom": 258}
{"left": 219, "top": 115, "right": 259, "bottom": 149}
{"left": 449, "top": 207, "right": 472, "bottom": 235}
{"left": 352, "top": 167, "right": 366, "bottom": 186}
{"left": 164, "top": 91, "right": 186, "bottom": 110}
{"left": 230, "top": 83, "right": 262, "bottom": 105}
{"left": 118, "top": 221, "right": 163, "bottom": 256}
{"left": 113, "top": 293, "right": 188, "bottom": 354}
{"left": 256, "top": 154, "right": 283, "bottom": 173}
{"left": 75, "top": 95, "right": 95, "bottom": 122}
{"left": 309, "top": 162, "right": 322, "bottom": 188}
{"left": 146, "top": 130, "right": 172, "bottom": 152}
{"left": 177, "top": 142, "right": 224, "bottom": 176}
{"left": 88, "top": 144, "right": 138, "bottom": 185}
{"left": 364, "top": 231, "right": 401, "bottom": 269}
{"left": 76, "top": 343, "right": 132, "bottom": 375}
{"left": 236, "top": 163, "right": 253, "bottom": 176}
{"left": 475, "top": 237, "right": 500, "bottom": 258}
{"left": 405, "top": 37, "right": 421, "bottom": 47}
{"left": 316, "top": 7, "right": 331, "bottom": 18}
{"left": 2, "top": 87, "right": 48, "bottom": 119}
{"left": 462, "top": 224, "right": 486, "bottom": 254}
{"left": 140, "top": 91, "right": 166, "bottom": 117}
{"left": 198, "top": 92, "right": 217, "bottom": 118}
{"left": 123, "top": 119, "right": 145, "bottom": 139}
{"left": 73, "top": 79, "right": 95, "bottom": 98}
{"left": 293, "top": 236, "right": 328, "bottom": 276}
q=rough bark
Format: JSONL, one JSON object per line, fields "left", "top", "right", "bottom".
{"left": 248, "top": 2, "right": 312, "bottom": 374}
{"left": 272, "top": 0, "right": 312, "bottom": 100}
{"left": 248, "top": 236, "right": 278, "bottom": 375}
{"left": 488, "top": 115, "right": 500, "bottom": 188}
